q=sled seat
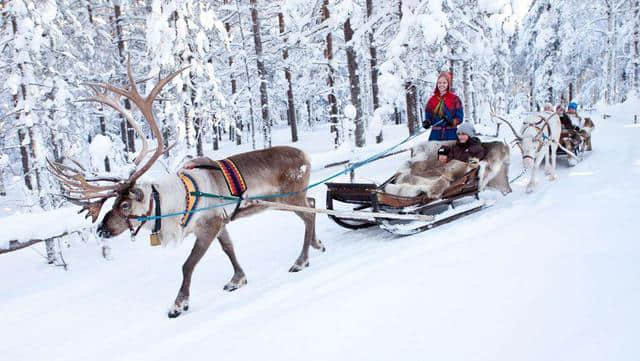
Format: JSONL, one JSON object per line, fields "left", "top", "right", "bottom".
{"left": 375, "top": 168, "right": 479, "bottom": 209}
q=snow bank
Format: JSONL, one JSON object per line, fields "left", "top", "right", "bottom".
{"left": 0, "top": 206, "right": 92, "bottom": 249}
{"left": 596, "top": 94, "right": 640, "bottom": 122}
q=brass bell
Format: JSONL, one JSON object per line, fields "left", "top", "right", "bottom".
{"left": 149, "top": 232, "right": 161, "bottom": 247}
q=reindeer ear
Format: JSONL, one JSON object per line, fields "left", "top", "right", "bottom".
{"left": 130, "top": 187, "right": 145, "bottom": 202}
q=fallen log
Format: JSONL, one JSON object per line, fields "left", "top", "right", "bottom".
{"left": 0, "top": 230, "right": 84, "bottom": 256}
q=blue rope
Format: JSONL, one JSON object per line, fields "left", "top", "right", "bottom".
{"left": 137, "top": 129, "right": 431, "bottom": 222}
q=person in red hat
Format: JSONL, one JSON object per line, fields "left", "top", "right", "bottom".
{"left": 423, "top": 71, "right": 464, "bottom": 141}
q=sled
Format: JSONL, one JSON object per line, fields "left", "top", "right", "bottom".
{"left": 556, "top": 130, "right": 586, "bottom": 166}
{"left": 326, "top": 168, "right": 493, "bottom": 236}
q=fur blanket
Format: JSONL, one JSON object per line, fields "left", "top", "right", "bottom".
{"left": 384, "top": 141, "right": 512, "bottom": 199}
{"left": 384, "top": 159, "right": 478, "bottom": 199}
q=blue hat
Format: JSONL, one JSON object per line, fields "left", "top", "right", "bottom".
{"left": 568, "top": 102, "right": 578, "bottom": 110}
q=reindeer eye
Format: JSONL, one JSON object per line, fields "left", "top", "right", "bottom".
{"left": 121, "top": 202, "right": 131, "bottom": 211}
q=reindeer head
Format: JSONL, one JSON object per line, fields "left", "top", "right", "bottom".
{"left": 494, "top": 111, "right": 552, "bottom": 171}
{"left": 518, "top": 135, "right": 536, "bottom": 169}
{"left": 49, "top": 61, "right": 186, "bottom": 239}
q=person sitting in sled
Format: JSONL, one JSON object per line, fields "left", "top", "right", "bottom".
{"left": 441, "top": 122, "right": 486, "bottom": 163}
{"left": 437, "top": 146, "right": 450, "bottom": 165}
{"left": 557, "top": 103, "right": 582, "bottom": 147}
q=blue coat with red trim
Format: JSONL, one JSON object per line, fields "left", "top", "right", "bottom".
{"left": 423, "top": 91, "right": 464, "bottom": 141}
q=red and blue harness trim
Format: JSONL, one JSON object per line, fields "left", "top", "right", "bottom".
{"left": 215, "top": 159, "right": 247, "bottom": 197}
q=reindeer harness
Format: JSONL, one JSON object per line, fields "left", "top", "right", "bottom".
{"left": 517, "top": 114, "right": 553, "bottom": 161}
{"left": 126, "top": 185, "right": 161, "bottom": 244}
{"left": 125, "top": 173, "right": 202, "bottom": 246}
{"left": 178, "top": 172, "right": 201, "bottom": 227}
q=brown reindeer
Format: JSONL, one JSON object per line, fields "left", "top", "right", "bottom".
{"left": 49, "top": 63, "right": 324, "bottom": 318}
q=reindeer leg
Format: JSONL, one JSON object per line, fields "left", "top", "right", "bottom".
{"left": 168, "top": 220, "right": 221, "bottom": 318}
{"left": 566, "top": 140, "right": 577, "bottom": 167}
{"left": 500, "top": 166, "right": 513, "bottom": 195}
{"left": 548, "top": 144, "right": 558, "bottom": 181}
{"left": 306, "top": 197, "right": 325, "bottom": 252}
{"left": 217, "top": 226, "right": 247, "bottom": 292}
{"left": 544, "top": 147, "right": 552, "bottom": 175}
{"left": 289, "top": 196, "right": 322, "bottom": 272}
{"left": 526, "top": 155, "right": 544, "bottom": 193}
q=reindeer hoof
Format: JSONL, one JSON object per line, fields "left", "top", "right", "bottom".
{"left": 168, "top": 300, "right": 189, "bottom": 318}
{"left": 312, "top": 240, "right": 326, "bottom": 252}
{"left": 223, "top": 277, "right": 247, "bottom": 292}
{"left": 548, "top": 174, "right": 557, "bottom": 181}
{"left": 289, "top": 260, "right": 309, "bottom": 273}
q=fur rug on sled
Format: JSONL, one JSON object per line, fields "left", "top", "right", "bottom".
{"left": 385, "top": 141, "right": 512, "bottom": 199}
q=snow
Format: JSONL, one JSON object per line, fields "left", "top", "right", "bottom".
{"left": 478, "top": 0, "right": 507, "bottom": 14}
{"left": 0, "top": 207, "right": 92, "bottom": 248}
{"left": 344, "top": 103, "right": 356, "bottom": 119}
{"left": 1, "top": 110, "right": 640, "bottom": 361}
{"left": 89, "top": 134, "right": 112, "bottom": 169}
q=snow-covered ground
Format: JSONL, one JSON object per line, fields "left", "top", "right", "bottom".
{"left": 1, "top": 110, "right": 639, "bottom": 361}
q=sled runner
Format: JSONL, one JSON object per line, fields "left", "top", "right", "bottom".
{"left": 325, "top": 168, "right": 493, "bottom": 236}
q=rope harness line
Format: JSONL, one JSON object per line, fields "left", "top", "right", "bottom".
{"left": 136, "top": 129, "right": 431, "bottom": 223}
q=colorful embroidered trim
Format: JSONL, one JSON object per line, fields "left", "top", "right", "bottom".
{"left": 215, "top": 159, "right": 247, "bottom": 197}
{"left": 178, "top": 172, "right": 200, "bottom": 227}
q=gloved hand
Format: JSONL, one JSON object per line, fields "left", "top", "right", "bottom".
{"left": 423, "top": 119, "right": 431, "bottom": 129}
{"left": 574, "top": 125, "right": 580, "bottom": 131}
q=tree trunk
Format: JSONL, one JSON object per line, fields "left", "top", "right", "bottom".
{"left": 99, "top": 109, "right": 111, "bottom": 172}
{"left": 569, "top": 82, "right": 574, "bottom": 102}
{"left": 224, "top": 0, "right": 242, "bottom": 145}
{"left": 343, "top": 18, "right": 365, "bottom": 147}
{"left": 634, "top": 0, "right": 639, "bottom": 95}
{"left": 213, "top": 115, "right": 220, "bottom": 151}
{"left": 366, "top": 0, "right": 382, "bottom": 143}
{"left": 17, "top": 128, "right": 33, "bottom": 190}
{"left": 278, "top": 12, "right": 298, "bottom": 142}
{"left": 322, "top": 0, "right": 340, "bottom": 147}
{"left": 405, "top": 81, "right": 418, "bottom": 134}
{"left": 548, "top": 69, "right": 554, "bottom": 104}
{"left": 235, "top": 0, "right": 257, "bottom": 149}
{"left": 189, "top": 60, "right": 204, "bottom": 156}
{"left": 250, "top": 0, "right": 272, "bottom": 149}
{"left": 113, "top": 1, "right": 135, "bottom": 157}
{"left": 605, "top": 1, "right": 616, "bottom": 104}
{"left": 529, "top": 77, "right": 535, "bottom": 111}
{"left": 11, "top": 16, "right": 35, "bottom": 191}
{"left": 470, "top": 62, "right": 478, "bottom": 123}
{"left": 462, "top": 60, "right": 472, "bottom": 122}
{"left": 87, "top": 3, "right": 104, "bottom": 163}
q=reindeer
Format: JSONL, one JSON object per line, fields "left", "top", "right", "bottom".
{"left": 500, "top": 112, "right": 561, "bottom": 193}
{"left": 478, "top": 141, "right": 512, "bottom": 195}
{"left": 49, "top": 63, "right": 324, "bottom": 318}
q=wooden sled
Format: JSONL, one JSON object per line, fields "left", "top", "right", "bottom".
{"left": 326, "top": 168, "right": 493, "bottom": 236}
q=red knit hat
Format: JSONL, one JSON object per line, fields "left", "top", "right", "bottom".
{"left": 434, "top": 71, "right": 453, "bottom": 93}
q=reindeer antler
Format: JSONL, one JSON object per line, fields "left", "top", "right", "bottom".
{"left": 48, "top": 59, "right": 187, "bottom": 222}
{"left": 489, "top": 106, "right": 522, "bottom": 141}
{"left": 47, "top": 158, "right": 126, "bottom": 222}
{"left": 87, "top": 58, "right": 189, "bottom": 185}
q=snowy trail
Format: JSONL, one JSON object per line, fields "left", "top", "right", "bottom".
{"left": 1, "top": 115, "right": 639, "bottom": 361}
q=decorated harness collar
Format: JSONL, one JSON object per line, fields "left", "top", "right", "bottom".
{"left": 178, "top": 171, "right": 200, "bottom": 227}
